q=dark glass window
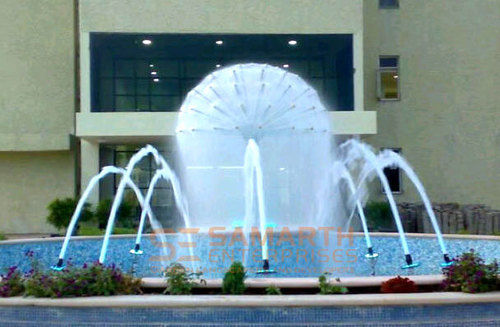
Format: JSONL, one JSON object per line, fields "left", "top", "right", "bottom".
{"left": 379, "top": 0, "right": 399, "bottom": 9}
{"left": 90, "top": 33, "right": 354, "bottom": 112}
{"left": 379, "top": 57, "right": 398, "bottom": 68}
{"left": 382, "top": 148, "right": 402, "bottom": 193}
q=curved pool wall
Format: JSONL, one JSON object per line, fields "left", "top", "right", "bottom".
{"left": 0, "top": 294, "right": 499, "bottom": 326}
{"left": 1, "top": 233, "right": 499, "bottom": 278}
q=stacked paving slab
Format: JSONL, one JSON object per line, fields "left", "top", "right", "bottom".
{"left": 396, "top": 203, "right": 500, "bottom": 235}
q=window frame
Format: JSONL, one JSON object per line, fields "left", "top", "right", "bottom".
{"left": 379, "top": 0, "right": 399, "bottom": 9}
{"left": 380, "top": 147, "right": 403, "bottom": 194}
{"left": 90, "top": 33, "right": 355, "bottom": 112}
{"left": 377, "top": 56, "right": 400, "bottom": 101}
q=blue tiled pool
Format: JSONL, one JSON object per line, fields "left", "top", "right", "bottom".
{"left": 0, "top": 303, "right": 499, "bottom": 326}
{"left": 1, "top": 233, "right": 499, "bottom": 278}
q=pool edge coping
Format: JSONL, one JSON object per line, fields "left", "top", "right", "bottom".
{"left": 1, "top": 232, "right": 499, "bottom": 245}
{"left": 142, "top": 274, "right": 445, "bottom": 288}
{"left": 0, "top": 292, "right": 499, "bottom": 308}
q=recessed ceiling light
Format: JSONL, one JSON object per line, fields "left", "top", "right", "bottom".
{"left": 142, "top": 39, "right": 152, "bottom": 46}
{"left": 215, "top": 40, "right": 224, "bottom": 45}
{"left": 216, "top": 64, "right": 221, "bottom": 68}
{"left": 282, "top": 64, "right": 289, "bottom": 68}
{"left": 153, "top": 78, "right": 160, "bottom": 82}
{"left": 149, "top": 64, "right": 154, "bottom": 68}
{"left": 151, "top": 71, "right": 157, "bottom": 75}
{"left": 288, "top": 40, "right": 298, "bottom": 46}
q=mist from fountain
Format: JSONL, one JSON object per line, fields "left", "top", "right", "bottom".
{"left": 54, "top": 63, "right": 452, "bottom": 274}
{"left": 176, "top": 63, "right": 341, "bottom": 272}
{"left": 176, "top": 65, "right": 338, "bottom": 225}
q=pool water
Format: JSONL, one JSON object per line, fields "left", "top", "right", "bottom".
{"left": 1, "top": 234, "right": 498, "bottom": 279}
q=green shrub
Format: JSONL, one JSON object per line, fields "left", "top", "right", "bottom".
{"left": 265, "top": 285, "right": 282, "bottom": 295}
{"left": 381, "top": 276, "right": 418, "bottom": 293}
{"left": 95, "top": 199, "right": 136, "bottom": 229}
{"left": 24, "top": 262, "right": 142, "bottom": 298}
{"left": 78, "top": 226, "right": 104, "bottom": 236}
{"left": 163, "top": 263, "right": 204, "bottom": 295}
{"left": 457, "top": 228, "right": 470, "bottom": 235}
{"left": 114, "top": 227, "right": 137, "bottom": 235}
{"left": 222, "top": 261, "right": 246, "bottom": 295}
{"left": 318, "top": 274, "right": 348, "bottom": 294}
{"left": 442, "top": 250, "right": 499, "bottom": 293}
{"left": 78, "top": 226, "right": 136, "bottom": 236}
{"left": 47, "top": 198, "right": 93, "bottom": 231}
{"left": 364, "top": 201, "right": 393, "bottom": 229}
{"left": 0, "top": 232, "right": 5, "bottom": 241}
{"left": 0, "top": 266, "right": 24, "bottom": 297}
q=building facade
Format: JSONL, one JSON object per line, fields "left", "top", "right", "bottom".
{"left": 0, "top": 0, "right": 498, "bottom": 234}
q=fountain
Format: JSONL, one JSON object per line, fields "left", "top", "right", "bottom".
{"left": 331, "top": 161, "right": 377, "bottom": 260}
{"left": 176, "top": 63, "right": 340, "bottom": 273}
{"left": 53, "top": 165, "right": 155, "bottom": 270}
{"left": 53, "top": 63, "right": 451, "bottom": 274}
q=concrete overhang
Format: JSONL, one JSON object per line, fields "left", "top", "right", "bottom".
{"left": 76, "top": 111, "right": 376, "bottom": 142}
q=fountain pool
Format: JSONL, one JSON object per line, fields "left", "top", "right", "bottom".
{"left": 14, "top": 63, "right": 498, "bottom": 277}
{"left": 1, "top": 233, "right": 498, "bottom": 279}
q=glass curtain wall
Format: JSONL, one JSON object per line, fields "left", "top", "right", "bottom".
{"left": 91, "top": 33, "right": 354, "bottom": 112}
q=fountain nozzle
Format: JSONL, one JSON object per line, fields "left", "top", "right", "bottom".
{"left": 51, "top": 258, "right": 65, "bottom": 271}
{"left": 257, "top": 259, "right": 276, "bottom": 274}
{"left": 402, "top": 254, "right": 420, "bottom": 269}
{"left": 440, "top": 254, "right": 453, "bottom": 267}
{"left": 129, "top": 243, "right": 144, "bottom": 255}
{"left": 365, "top": 246, "right": 379, "bottom": 260}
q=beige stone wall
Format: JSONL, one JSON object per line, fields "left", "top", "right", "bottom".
{"left": 0, "top": 151, "right": 75, "bottom": 234}
{"left": 363, "top": 0, "right": 500, "bottom": 208}
{"left": 0, "top": 0, "right": 75, "bottom": 151}
{"left": 0, "top": 0, "right": 76, "bottom": 233}
{"left": 79, "top": 0, "right": 366, "bottom": 114}
{"left": 80, "top": 0, "right": 362, "bottom": 33}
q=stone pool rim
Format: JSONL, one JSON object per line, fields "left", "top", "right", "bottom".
{"left": 141, "top": 274, "right": 446, "bottom": 289}
{"left": 0, "top": 292, "right": 499, "bottom": 308}
{"left": 1, "top": 231, "right": 498, "bottom": 246}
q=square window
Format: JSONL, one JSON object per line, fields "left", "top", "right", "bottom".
{"left": 136, "top": 79, "right": 150, "bottom": 95}
{"left": 309, "top": 60, "right": 324, "bottom": 78}
{"left": 115, "top": 60, "right": 135, "bottom": 77}
{"left": 377, "top": 56, "right": 400, "bottom": 100}
{"left": 151, "top": 79, "right": 180, "bottom": 96}
{"left": 156, "top": 60, "right": 180, "bottom": 77}
{"left": 114, "top": 79, "right": 135, "bottom": 95}
{"left": 135, "top": 60, "right": 152, "bottom": 78}
{"left": 137, "top": 96, "right": 150, "bottom": 111}
{"left": 379, "top": 0, "right": 399, "bottom": 9}
{"left": 114, "top": 96, "right": 136, "bottom": 111}
{"left": 151, "top": 96, "right": 180, "bottom": 111}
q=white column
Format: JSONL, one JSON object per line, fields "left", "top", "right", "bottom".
{"left": 80, "top": 139, "right": 100, "bottom": 204}
{"left": 353, "top": 31, "right": 364, "bottom": 111}
{"left": 80, "top": 32, "right": 91, "bottom": 114}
